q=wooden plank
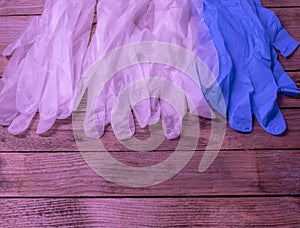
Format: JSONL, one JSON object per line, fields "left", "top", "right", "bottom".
{"left": 278, "top": 96, "right": 300, "bottom": 109}
{"left": 0, "top": 0, "right": 44, "bottom": 16}
{"left": 0, "top": 8, "right": 300, "bottom": 75}
{"left": 0, "top": 2, "right": 298, "bottom": 227}
{"left": 264, "top": 0, "right": 300, "bottom": 7}
{"left": 0, "top": 198, "right": 299, "bottom": 227}
{"left": 277, "top": 72, "right": 300, "bottom": 108}
{"left": 274, "top": 8, "right": 300, "bottom": 71}
{"left": 0, "top": 149, "right": 299, "bottom": 196}
{"left": 0, "top": 0, "right": 299, "bottom": 16}
{"left": 1, "top": 109, "right": 300, "bottom": 152}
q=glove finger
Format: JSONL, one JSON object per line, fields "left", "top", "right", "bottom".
{"left": 8, "top": 112, "right": 36, "bottom": 135}
{"left": 91, "top": 69, "right": 134, "bottom": 139}
{"left": 271, "top": 49, "right": 300, "bottom": 96}
{"left": 182, "top": 71, "right": 216, "bottom": 119}
{"left": 71, "top": 0, "right": 96, "bottom": 91}
{"left": 55, "top": 35, "right": 74, "bottom": 119}
{"left": 250, "top": 1, "right": 299, "bottom": 57}
{"left": 2, "top": 16, "right": 43, "bottom": 58}
{"left": 132, "top": 99, "right": 152, "bottom": 128}
{"left": 247, "top": 1, "right": 299, "bottom": 95}
{"left": 254, "top": 102, "right": 286, "bottom": 135}
{"left": 136, "top": 74, "right": 161, "bottom": 126}
{"left": 110, "top": 89, "right": 135, "bottom": 141}
{"left": 249, "top": 60, "right": 287, "bottom": 135}
{"left": 191, "top": 5, "right": 228, "bottom": 118}
{"left": 15, "top": 38, "right": 49, "bottom": 114}
{"left": 2, "top": 46, "right": 33, "bottom": 85}
{"left": 36, "top": 69, "right": 58, "bottom": 135}
{"left": 160, "top": 78, "right": 187, "bottom": 139}
{"left": 201, "top": 1, "right": 233, "bottom": 116}
{"left": 36, "top": 118, "right": 56, "bottom": 135}
{"left": 146, "top": 75, "right": 161, "bottom": 125}
{"left": 129, "top": 64, "right": 153, "bottom": 128}
{"left": 148, "top": 97, "right": 161, "bottom": 125}
{"left": 0, "top": 79, "right": 18, "bottom": 125}
{"left": 84, "top": 79, "right": 108, "bottom": 139}
{"left": 161, "top": 63, "right": 215, "bottom": 119}
{"left": 160, "top": 101, "right": 182, "bottom": 140}
{"left": 59, "top": 0, "right": 96, "bottom": 116}
{"left": 228, "top": 76, "right": 254, "bottom": 133}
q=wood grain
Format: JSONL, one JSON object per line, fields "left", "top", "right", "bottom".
{"left": 1, "top": 109, "right": 300, "bottom": 152}
{"left": 0, "top": 0, "right": 44, "bottom": 16}
{"left": 0, "top": 0, "right": 299, "bottom": 16}
{"left": 0, "top": 2, "right": 299, "bottom": 227}
{"left": 0, "top": 149, "right": 299, "bottom": 196}
{"left": 0, "top": 198, "right": 299, "bottom": 227}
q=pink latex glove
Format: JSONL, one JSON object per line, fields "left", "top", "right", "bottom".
{"left": 74, "top": 0, "right": 219, "bottom": 140}
{"left": 0, "top": 0, "right": 96, "bottom": 135}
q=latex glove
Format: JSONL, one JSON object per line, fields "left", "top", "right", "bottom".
{"left": 77, "top": 58, "right": 214, "bottom": 141}
{"left": 0, "top": 0, "right": 96, "bottom": 135}
{"left": 149, "top": 0, "right": 218, "bottom": 138}
{"left": 75, "top": 1, "right": 154, "bottom": 140}
{"left": 247, "top": 0, "right": 299, "bottom": 95}
{"left": 75, "top": 0, "right": 218, "bottom": 140}
{"left": 202, "top": 0, "right": 299, "bottom": 135}
{"left": 0, "top": 16, "right": 43, "bottom": 126}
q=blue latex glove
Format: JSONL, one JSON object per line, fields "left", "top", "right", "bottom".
{"left": 247, "top": 0, "right": 299, "bottom": 95}
{"left": 202, "top": 0, "right": 299, "bottom": 135}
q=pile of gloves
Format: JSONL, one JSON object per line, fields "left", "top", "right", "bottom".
{"left": 0, "top": 0, "right": 298, "bottom": 140}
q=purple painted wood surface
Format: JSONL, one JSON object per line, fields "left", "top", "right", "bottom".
{"left": 0, "top": 1, "right": 299, "bottom": 226}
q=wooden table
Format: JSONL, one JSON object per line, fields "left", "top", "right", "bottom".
{"left": 0, "top": 1, "right": 299, "bottom": 227}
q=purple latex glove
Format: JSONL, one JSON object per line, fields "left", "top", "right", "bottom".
{"left": 75, "top": 0, "right": 219, "bottom": 140}
{"left": 75, "top": 0, "right": 155, "bottom": 139}
{"left": 0, "top": 0, "right": 96, "bottom": 135}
